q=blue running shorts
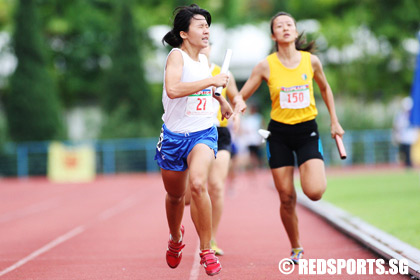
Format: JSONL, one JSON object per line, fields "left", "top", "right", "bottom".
{"left": 154, "top": 124, "right": 218, "bottom": 171}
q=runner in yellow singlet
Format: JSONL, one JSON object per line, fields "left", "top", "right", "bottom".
{"left": 185, "top": 45, "right": 246, "bottom": 256}
{"left": 239, "top": 12, "right": 345, "bottom": 264}
{"left": 203, "top": 45, "right": 245, "bottom": 256}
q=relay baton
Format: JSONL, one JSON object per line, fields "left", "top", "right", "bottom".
{"left": 258, "top": 129, "right": 271, "bottom": 143}
{"left": 215, "top": 49, "right": 233, "bottom": 96}
{"left": 334, "top": 135, "right": 347, "bottom": 160}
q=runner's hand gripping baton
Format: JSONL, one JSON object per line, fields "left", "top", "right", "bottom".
{"left": 215, "top": 49, "right": 233, "bottom": 96}
{"left": 258, "top": 129, "right": 271, "bottom": 143}
{"left": 334, "top": 135, "right": 347, "bottom": 160}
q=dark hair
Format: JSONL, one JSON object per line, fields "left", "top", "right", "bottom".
{"left": 162, "top": 4, "right": 211, "bottom": 48}
{"left": 270, "top": 11, "right": 316, "bottom": 53}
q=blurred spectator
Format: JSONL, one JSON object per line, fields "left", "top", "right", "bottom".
{"left": 226, "top": 115, "right": 240, "bottom": 192}
{"left": 393, "top": 96, "right": 418, "bottom": 168}
{"left": 239, "top": 104, "right": 265, "bottom": 170}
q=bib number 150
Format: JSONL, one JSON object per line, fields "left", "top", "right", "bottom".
{"left": 279, "top": 85, "right": 310, "bottom": 109}
{"left": 287, "top": 92, "right": 305, "bottom": 104}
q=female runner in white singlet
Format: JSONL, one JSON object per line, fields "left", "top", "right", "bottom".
{"left": 155, "top": 4, "right": 233, "bottom": 277}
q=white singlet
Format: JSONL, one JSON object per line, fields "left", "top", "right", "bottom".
{"left": 161, "top": 48, "right": 214, "bottom": 133}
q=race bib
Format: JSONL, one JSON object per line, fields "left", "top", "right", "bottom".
{"left": 186, "top": 88, "right": 213, "bottom": 116}
{"left": 279, "top": 85, "right": 310, "bottom": 109}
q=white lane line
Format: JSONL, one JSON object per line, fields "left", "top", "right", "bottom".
{"left": 0, "top": 226, "right": 85, "bottom": 277}
{"left": 0, "top": 198, "right": 61, "bottom": 224}
{"left": 98, "top": 197, "right": 138, "bottom": 221}
{"left": 188, "top": 241, "right": 201, "bottom": 280}
{"left": 0, "top": 194, "right": 140, "bottom": 277}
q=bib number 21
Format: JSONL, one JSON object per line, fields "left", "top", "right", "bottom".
{"left": 186, "top": 89, "right": 213, "bottom": 116}
{"left": 196, "top": 97, "right": 207, "bottom": 111}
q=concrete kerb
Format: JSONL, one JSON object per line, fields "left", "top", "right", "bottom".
{"left": 297, "top": 192, "right": 420, "bottom": 279}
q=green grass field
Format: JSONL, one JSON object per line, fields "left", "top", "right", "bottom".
{"left": 322, "top": 169, "right": 420, "bottom": 249}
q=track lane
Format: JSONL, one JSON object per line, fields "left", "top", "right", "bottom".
{"left": 0, "top": 171, "right": 412, "bottom": 279}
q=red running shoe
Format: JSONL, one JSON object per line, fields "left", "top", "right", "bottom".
{"left": 200, "top": 249, "right": 222, "bottom": 276}
{"left": 166, "top": 225, "right": 185, "bottom": 269}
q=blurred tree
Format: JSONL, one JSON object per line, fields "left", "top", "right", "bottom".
{"left": 135, "top": 0, "right": 218, "bottom": 26}
{"left": 0, "top": 0, "right": 419, "bottom": 135}
{"left": 40, "top": 0, "right": 114, "bottom": 107}
{"left": 102, "top": 1, "right": 146, "bottom": 118}
{"left": 360, "top": 0, "right": 420, "bottom": 99}
{"left": 100, "top": 1, "right": 157, "bottom": 138}
{"left": 0, "top": 0, "right": 14, "bottom": 31}
{"left": 174, "top": 0, "right": 191, "bottom": 6}
{"left": 316, "top": 0, "right": 420, "bottom": 101}
{"left": 5, "top": 0, "right": 64, "bottom": 141}
{"left": 223, "top": 0, "right": 239, "bottom": 27}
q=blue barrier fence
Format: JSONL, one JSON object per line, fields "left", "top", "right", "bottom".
{"left": 0, "top": 138, "right": 159, "bottom": 178}
{"left": 320, "top": 129, "right": 398, "bottom": 167}
{"left": 0, "top": 129, "right": 398, "bottom": 178}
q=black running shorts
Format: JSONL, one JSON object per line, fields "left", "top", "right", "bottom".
{"left": 217, "top": 126, "right": 232, "bottom": 153}
{"left": 266, "top": 119, "right": 324, "bottom": 168}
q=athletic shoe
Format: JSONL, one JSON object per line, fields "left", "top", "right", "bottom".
{"left": 166, "top": 225, "right": 185, "bottom": 269}
{"left": 200, "top": 249, "right": 222, "bottom": 276}
{"left": 210, "top": 239, "right": 224, "bottom": 256}
{"left": 290, "top": 247, "right": 304, "bottom": 264}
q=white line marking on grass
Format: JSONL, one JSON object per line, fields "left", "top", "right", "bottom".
{"left": 0, "top": 226, "right": 85, "bottom": 277}
{"left": 189, "top": 241, "right": 201, "bottom": 280}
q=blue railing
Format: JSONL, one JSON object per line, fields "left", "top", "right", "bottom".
{"left": 0, "top": 138, "right": 159, "bottom": 177}
{"left": 320, "top": 129, "right": 398, "bottom": 167}
{"left": 0, "top": 129, "right": 398, "bottom": 178}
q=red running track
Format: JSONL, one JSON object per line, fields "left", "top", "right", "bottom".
{"left": 0, "top": 170, "right": 410, "bottom": 279}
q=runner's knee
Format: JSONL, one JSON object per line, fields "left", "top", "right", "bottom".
{"left": 166, "top": 192, "right": 184, "bottom": 204}
{"left": 304, "top": 186, "right": 325, "bottom": 201}
{"left": 279, "top": 191, "right": 296, "bottom": 209}
{"left": 189, "top": 176, "right": 207, "bottom": 198}
{"left": 208, "top": 181, "right": 224, "bottom": 200}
